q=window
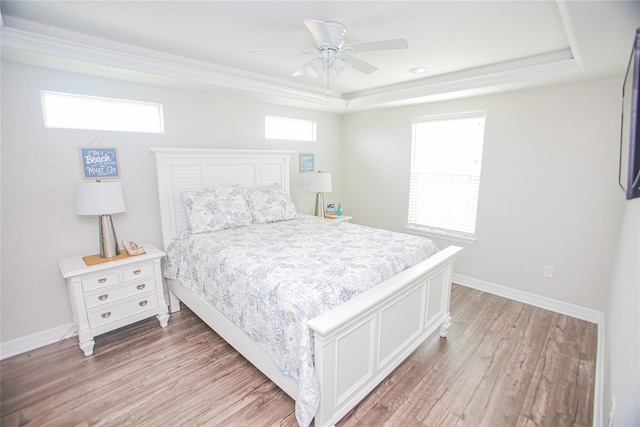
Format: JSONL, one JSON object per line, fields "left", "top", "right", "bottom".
{"left": 41, "top": 91, "right": 164, "bottom": 133}
{"left": 407, "top": 113, "right": 486, "bottom": 242}
{"left": 265, "top": 116, "right": 316, "bottom": 141}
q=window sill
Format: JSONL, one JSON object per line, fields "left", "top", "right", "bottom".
{"left": 405, "top": 226, "right": 476, "bottom": 245}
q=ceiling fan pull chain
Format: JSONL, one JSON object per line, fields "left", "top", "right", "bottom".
{"left": 326, "top": 68, "right": 330, "bottom": 101}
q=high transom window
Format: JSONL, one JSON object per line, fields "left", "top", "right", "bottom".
{"left": 41, "top": 91, "right": 164, "bottom": 133}
{"left": 265, "top": 116, "right": 316, "bottom": 141}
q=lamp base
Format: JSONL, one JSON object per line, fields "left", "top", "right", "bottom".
{"left": 99, "top": 215, "right": 120, "bottom": 258}
{"left": 315, "top": 192, "right": 325, "bottom": 218}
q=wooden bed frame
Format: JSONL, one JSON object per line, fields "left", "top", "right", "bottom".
{"left": 151, "top": 148, "right": 462, "bottom": 427}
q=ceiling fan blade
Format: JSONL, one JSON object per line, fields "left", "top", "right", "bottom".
{"left": 342, "top": 38, "right": 408, "bottom": 54}
{"left": 343, "top": 56, "right": 378, "bottom": 74}
{"left": 292, "top": 64, "right": 307, "bottom": 77}
{"left": 304, "top": 19, "right": 332, "bottom": 47}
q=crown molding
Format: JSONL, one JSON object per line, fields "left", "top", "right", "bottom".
{"left": 345, "top": 49, "right": 582, "bottom": 110}
{"left": 1, "top": 27, "right": 348, "bottom": 111}
{"left": 1, "top": 26, "right": 582, "bottom": 113}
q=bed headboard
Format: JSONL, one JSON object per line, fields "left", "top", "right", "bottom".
{"left": 150, "top": 148, "right": 294, "bottom": 248}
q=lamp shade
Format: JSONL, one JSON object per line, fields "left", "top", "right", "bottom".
{"left": 76, "top": 181, "right": 126, "bottom": 215}
{"left": 307, "top": 172, "right": 332, "bottom": 193}
{"left": 305, "top": 57, "right": 324, "bottom": 79}
{"left": 333, "top": 57, "right": 353, "bottom": 79}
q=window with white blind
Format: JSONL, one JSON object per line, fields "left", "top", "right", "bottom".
{"left": 407, "top": 113, "right": 486, "bottom": 243}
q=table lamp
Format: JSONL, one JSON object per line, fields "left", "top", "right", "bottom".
{"left": 76, "top": 181, "right": 126, "bottom": 258}
{"left": 306, "top": 171, "right": 332, "bottom": 218}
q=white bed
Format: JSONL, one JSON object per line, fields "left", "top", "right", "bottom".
{"left": 151, "top": 148, "right": 462, "bottom": 427}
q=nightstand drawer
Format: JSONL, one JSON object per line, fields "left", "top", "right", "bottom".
{"left": 82, "top": 271, "right": 120, "bottom": 292}
{"left": 122, "top": 262, "right": 154, "bottom": 281}
{"left": 84, "top": 279, "right": 157, "bottom": 309}
{"left": 88, "top": 293, "right": 158, "bottom": 329}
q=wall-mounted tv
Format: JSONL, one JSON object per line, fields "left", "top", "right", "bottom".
{"left": 619, "top": 28, "right": 640, "bottom": 200}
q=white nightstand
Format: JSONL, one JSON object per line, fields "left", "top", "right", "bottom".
{"left": 327, "top": 215, "right": 353, "bottom": 223}
{"left": 59, "top": 243, "right": 169, "bottom": 356}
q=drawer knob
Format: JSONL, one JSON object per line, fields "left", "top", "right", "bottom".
{"left": 139, "top": 300, "right": 148, "bottom": 307}
{"left": 98, "top": 278, "right": 107, "bottom": 283}
{"left": 136, "top": 284, "right": 146, "bottom": 290}
{"left": 98, "top": 294, "right": 109, "bottom": 301}
{"left": 133, "top": 269, "right": 141, "bottom": 275}
{"left": 101, "top": 311, "right": 111, "bottom": 319}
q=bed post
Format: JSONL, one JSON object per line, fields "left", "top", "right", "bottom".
{"left": 168, "top": 291, "right": 181, "bottom": 313}
{"left": 439, "top": 313, "right": 452, "bottom": 337}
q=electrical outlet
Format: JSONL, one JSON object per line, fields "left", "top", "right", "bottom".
{"left": 543, "top": 265, "right": 555, "bottom": 278}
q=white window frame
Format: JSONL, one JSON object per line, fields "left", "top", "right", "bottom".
{"left": 265, "top": 115, "right": 316, "bottom": 141}
{"left": 41, "top": 91, "right": 164, "bottom": 133}
{"left": 406, "top": 112, "right": 486, "bottom": 244}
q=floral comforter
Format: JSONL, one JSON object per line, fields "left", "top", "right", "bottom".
{"left": 164, "top": 215, "right": 438, "bottom": 426}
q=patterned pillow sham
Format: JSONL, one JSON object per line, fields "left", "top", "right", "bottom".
{"left": 244, "top": 187, "right": 299, "bottom": 224}
{"left": 247, "top": 182, "right": 281, "bottom": 192}
{"left": 182, "top": 185, "right": 252, "bottom": 233}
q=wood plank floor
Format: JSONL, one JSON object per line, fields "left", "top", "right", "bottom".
{"left": 1, "top": 284, "right": 597, "bottom": 427}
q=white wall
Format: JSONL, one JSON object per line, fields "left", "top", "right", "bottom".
{"left": 605, "top": 198, "right": 639, "bottom": 426}
{"left": 0, "top": 61, "right": 343, "bottom": 343}
{"left": 341, "top": 76, "right": 626, "bottom": 312}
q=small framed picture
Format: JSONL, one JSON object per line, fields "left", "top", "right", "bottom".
{"left": 299, "top": 152, "right": 314, "bottom": 173}
{"left": 122, "top": 241, "right": 145, "bottom": 256}
{"left": 326, "top": 203, "right": 336, "bottom": 214}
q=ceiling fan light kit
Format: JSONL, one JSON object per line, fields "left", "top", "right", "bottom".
{"left": 252, "top": 19, "right": 408, "bottom": 87}
{"left": 301, "top": 51, "right": 353, "bottom": 82}
{"left": 303, "top": 57, "right": 324, "bottom": 78}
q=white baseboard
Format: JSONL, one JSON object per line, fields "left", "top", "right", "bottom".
{"left": 453, "top": 274, "right": 605, "bottom": 427}
{"left": 453, "top": 274, "right": 604, "bottom": 324}
{"left": 0, "top": 323, "right": 76, "bottom": 360}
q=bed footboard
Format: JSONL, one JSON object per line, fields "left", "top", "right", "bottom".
{"left": 308, "top": 245, "right": 462, "bottom": 427}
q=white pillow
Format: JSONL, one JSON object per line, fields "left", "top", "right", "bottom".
{"left": 182, "top": 185, "right": 252, "bottom": 233}
{"left": 244, "top": 187, "right": 298, "bottom": 224}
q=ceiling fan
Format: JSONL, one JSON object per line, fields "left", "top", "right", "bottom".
{"left": 250, "top": 19, "right": 408, "bottom": 83}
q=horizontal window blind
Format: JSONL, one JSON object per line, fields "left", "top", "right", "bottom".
{"left": 408, "top": 172, "right": 480, "bottom": 235}
{"left": 408, "top": 113, "right": 485, "bottom": 238}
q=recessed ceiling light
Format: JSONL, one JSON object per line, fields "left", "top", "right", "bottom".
{"left": 409, "top": 67, "right": 429, "bottom": 74}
